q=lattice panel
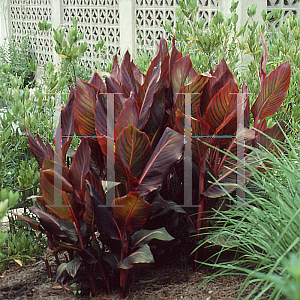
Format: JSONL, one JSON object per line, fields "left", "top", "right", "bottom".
{"left": 135, "top": 0, "right": 219, "bottom": 54}
{"left": 10, "top": 1, "right": 53, "bottom": 66}
{"left": 197, "top": 0, "right": 219, "bottom": 28}
{"left": 267, "top": 0, "right": 299, "bottom": 21}
{"left": 62, "top": 0, "right": 120, "bottom": 70}
{"left": 136, "top": 0, "right": 177, "bottom": 54}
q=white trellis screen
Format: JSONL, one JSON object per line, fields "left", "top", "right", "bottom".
{"left": 0, "top": 0, "right": 299, "bottom": 68}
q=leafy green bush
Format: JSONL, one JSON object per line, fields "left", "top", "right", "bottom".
{"left": 195, "top": 128, "right": 300, "bottom": 299}
{"left": 0, "top": 35, "right": 36, "bottom": 91}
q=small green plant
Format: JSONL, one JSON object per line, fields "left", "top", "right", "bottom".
{"left": 0, "top": 35, "right": 37, "bottom": 90}
{"left": 0, "top": 188, "right": 19, "bottom": 272}
{"left": 52, "top": 18, "right": 90, "bottom": 87}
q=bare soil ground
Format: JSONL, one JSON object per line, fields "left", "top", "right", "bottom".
{"left": 0, "top": 252, "right": 252, "bottom": 300}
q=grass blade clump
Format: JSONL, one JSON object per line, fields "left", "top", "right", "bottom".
{"left": 195, "top": 126, "right": 300, "bottom": 299}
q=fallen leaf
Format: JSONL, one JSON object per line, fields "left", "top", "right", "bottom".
{"left": 52, "top": 285, "right": 63, "bottom": 289}
{"left": 14, "top": 259, "right": 23, "bottom": 267}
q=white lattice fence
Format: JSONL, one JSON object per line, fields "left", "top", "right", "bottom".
{"left": 135, "top": 0, "right": 219, "bottom": 54}
{"left": 62, "top": 0, "right": 120, "bottom": 69}
{"left": 9, "top": 0, "right": 53, "bottom": 66}
{"left": 267, "top": 0, "right": 299, "bottom": 23}
{"left": 0, "top": 0, "right": 299, "bottom": 68}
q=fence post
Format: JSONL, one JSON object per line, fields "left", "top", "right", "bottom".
{"left": 237, "top": 0, "right": 267, "bottom": 25}
{"left": 0, "top": 0, "right": 10, "bottom": 47}
{"left": 119, "top": 0, "right": 136, "bottom": 56}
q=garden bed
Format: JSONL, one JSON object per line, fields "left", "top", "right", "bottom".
{"left": 0, "top": 255, "right": 252, "bottom": 300}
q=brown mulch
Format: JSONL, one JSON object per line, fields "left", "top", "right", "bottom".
{"left": 0, "top": 251, "right": 254, "bottom": 300}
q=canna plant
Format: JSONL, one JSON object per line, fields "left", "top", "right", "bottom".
{"left": 18, "top": 35, "right": 291, "bottom": 297}
{"left": 18, "top": 38, "right": 192, "bottom": 298}
{"left": 169, "top": 34, "right": 291, "bottom": 260}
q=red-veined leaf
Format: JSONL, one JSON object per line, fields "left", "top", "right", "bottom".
{"left": 83, "top": 181, "right": 95, "bottom": 233}
{"left": 116, "top": 125, "right": 151, "bottom": 181}
{"left": 114, "top": 95, "right": 139, "bottom": 139}
{"left": 89, "top": 72, "right": 106, "bottom": 92}
{"left": 69, "top": 138, "right": 91, "bottom": 193}
{"left": 39, "top": 172, "right": 74, "bottom": 221}
{"left": 61, "top": 88, "right": 75, "bottom": 145}
{"left": 131, "top": 227, "right": 174, "bottom": 249}
{"left": 170, "top": 55, "right": 192, "bottom": 104}
{"left": 137, "top": 127, "right": 184, "bottom": 196}
{"left": 119, "top": 244, "right": 154, "bottom": 269}
{"left": 105, "top": 76, "right": 124, "bottom": 118}
{"left": 120, "top": 51, "right": 136, "bottom": 98}
{"left": 41, "top": 169, "right": 73, "bottom": 194}
{"left": 203, "top": 153, "right": 260, "bottom": 198}
{"left": 73, "top": 77, "right": 98, "bottom": 137}
{"left": 132, "top": 61, "right": 145, "bottom": 86}
{"left": 255, "top": 121, "right": 285, "bottom": 152}
{"left": 137, "top": 62, "right": 161, "bottom": 130}
{"left": 91, "top": 184, "right": 121, "bottom": 241}
{"left": 110, "top": 54, "right": 120, "bottom": 83}
{"left": 169, "top": 36, "right": 182, "bottom": 70}
{"left": 25, "top": 127, "right": 53, "bottom": 168}
{"left": 174, "top": 72, "right": 210, "bottom": 118}
{"left": 112, "top": 192, "right": 151, "bottom": 230}
{"left": 251, "top": 61, "right": 291, "bottom": 124}
{"left": 200, "top": 58, "right": 230, "bottom": 115}
{"left": 142, "top": 87, "right": 166, "bottom": 142}
{"left": 29, "top": 206, "right": 70, "bottom": 238}
{"left": 204, "top": 80, "right": 239, "bottom": 135}
{"left": 13, "top": 213, "right": 45, "bottom": 233}
{"left": 84, "top": 170, "right": 105, "bottom": 201}
{"left": 136, "top": 38, "right": 167, "bottom": 108}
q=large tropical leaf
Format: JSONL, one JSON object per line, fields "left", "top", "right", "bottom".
{"left": 25, "top": 127, "right": 53, "bottom": 168}
{"left": 105, "top": 76, "right": 124, "bottom": 119}
{"left": 39, "top": 172, "right": 74, "bottom": 221}
{"left": 203, "top": 152, "right": 260, "bottom": 198}
{"left": 255, "top": 121, "right": 285, "bottom": 152}
{"left": 174, "top": 72, "right": 210, "bottom": 118}
{"left": 115, "top": 125, "right": 151, "bottom": 181}
{"left": 73, "top": 77, "right": 98, "bottom": 137}
{"left": 137, "top": 62, "right": 161, "bottom": 130}
{"left": 136, "top": 39, "right": 168, "bottom": 108}
{"left": 199, "top": 59, "right": 229, "bottom": 115}
{"left": 170, "top": 55, "right": 192, "bottom": 104}
{"left": 112, "top": 192, "right": 151, "bottom": 230}
{"left": 251, "top": 61, "right": 291, "bottom": 124}
{"left": 137, "top": 127, "right": 184, "bottom": 196}
{"left": 119, "top": 244, "right": 154, "bottom": 270}
{"left": 204, "top": 80, "right": 239, "bottom": 135}
{"left": 69, "top": 138, "right": 91, "bottom": 193}
{"left": 142, "top": 87, "right": 166, "bottom": 143}
{"left": 83, "top": 181, "right": 95, "bottom": 233}
{"left": 110, "top": 54, "right": 120, "bottom": 83}
{"left": 41, "top": 169, "right": 73, "bottom": 194}
{"left": 120, "top": 51, "right": 136, "bottom": 98}
{"left": 29, "top": 206, "right": 70, "bottom": 238}
{"left": 13, "top": 213, "right": 45, "bottom": 233}
{"left": 61, "top": 88, "right": 75, "bottom": 145}
{"left": 114, "top": 95, "right": 139, "bottom": 139}
{"left": 91, "top": 184, "right": 121, "bottom": 241}
{"left": 89, "top": 72, "right": 106, "bottom": 93}
{"left": 131, "top": 227, "right": 174, "bottom": 249}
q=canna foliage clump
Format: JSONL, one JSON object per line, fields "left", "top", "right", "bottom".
{"left": 19, "top": 35, "right": 291, "bottom": 297}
